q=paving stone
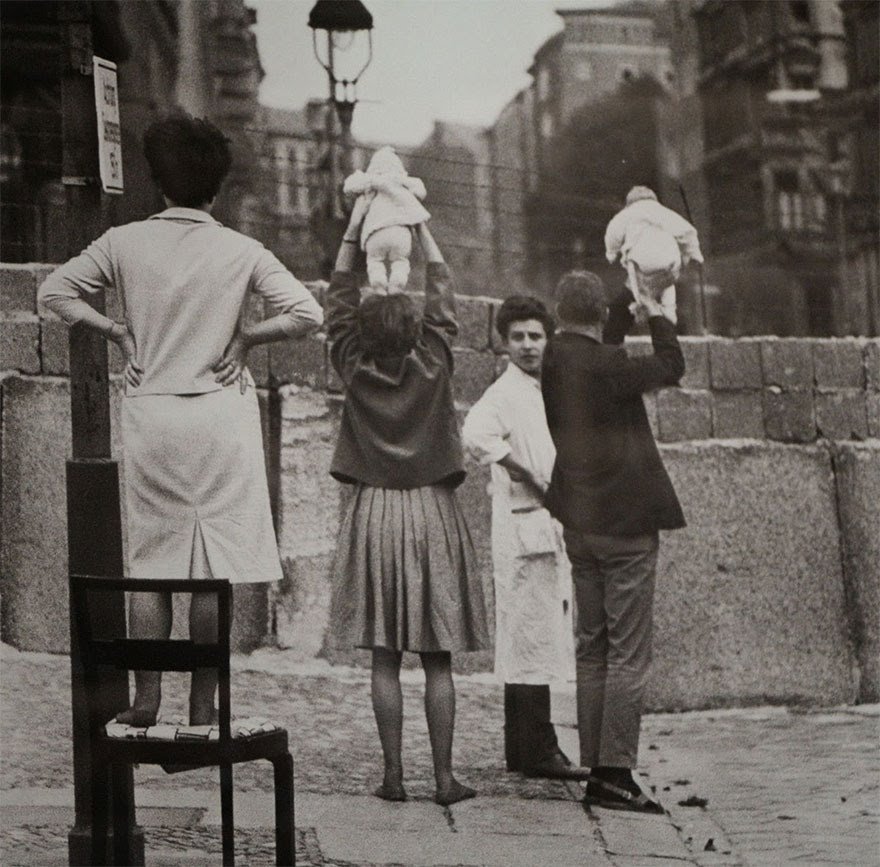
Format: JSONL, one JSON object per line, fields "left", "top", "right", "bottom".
{"left": 815, "top": 390, "right": 868, "bottom": 441}
{"left": 813, "top": 340, "right": 865, "bottom": 388}
{"left": 760, "top": 339, "right": 813, "bottom": 389}
{"left": 452, "top": 796, "right": 590, "bottom": 836}
{"left": 709, "top": 340, "right": 762, "bottom": 391}
{"left": 711, "top": 391, "right": 764, "bottom": 439}
{"left": 596, "top": 810, "right": 691, "bottom": 858}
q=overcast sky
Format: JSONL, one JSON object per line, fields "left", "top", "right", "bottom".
{"left": 251, "top": 0, "right": 612, "bottom": 146}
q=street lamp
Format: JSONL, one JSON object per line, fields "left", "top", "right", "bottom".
{"left": 308, "top": 0, "right": 373, "bottom": 268}
{"left": 308, "top": 0, "right": 373, "bottom": 133}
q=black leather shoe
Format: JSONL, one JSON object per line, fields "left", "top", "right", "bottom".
{"left": 523, "top": 749, "right": 592, "bottom": 781}
{"left": 583, "top": 776, "right": 664, "bottom": 814}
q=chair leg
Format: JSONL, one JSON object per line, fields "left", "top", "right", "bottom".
{"left": 111, "top": 763, "right": 133, "bottom": 866}
{"left": 272, "top": 753, "right": 295, "bottom": 866}
{"left": 91, "top": 755, "right": 111, "bottom": 866}
{"left": 220, "top": 762, "right": 235, "bottom": 866}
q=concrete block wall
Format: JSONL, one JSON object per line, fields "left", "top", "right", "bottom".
{"left": 2, "top": 263, "right": 879, "bottom": 707}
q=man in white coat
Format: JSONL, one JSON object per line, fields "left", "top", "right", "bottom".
{"left": 463, "top": 296, "right": 589, "bottom": 780}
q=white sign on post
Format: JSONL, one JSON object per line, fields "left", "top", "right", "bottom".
{"left": 93, "top": 56, "right": 124, "bottom": 194}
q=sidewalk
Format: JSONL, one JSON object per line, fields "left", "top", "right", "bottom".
{"left": 1, "top": 643, "right": 878, "bottom": 866}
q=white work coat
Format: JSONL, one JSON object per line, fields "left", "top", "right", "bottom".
{"left": 462, "top": 363, "right": 575, "bottom": 684}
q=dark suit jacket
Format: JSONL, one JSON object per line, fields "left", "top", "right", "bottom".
{"left": 541, "top": 298, "right": 686, "bottom": 536}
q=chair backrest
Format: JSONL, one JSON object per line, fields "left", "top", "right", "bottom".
{"left": 70, "top": 574, "right": 234, "bottom": 741}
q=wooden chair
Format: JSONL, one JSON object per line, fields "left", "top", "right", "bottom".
{"left": 70, "top": 574, "right": 295, "bottom": 866}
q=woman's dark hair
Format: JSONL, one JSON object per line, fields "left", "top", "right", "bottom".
{"left": 357, "top": 294, "right": 421, "bottom": 358}
{"left": 555, "top": 271, "right": 608, "bottom": 326}
{"left": 143, "top": 114, "right": 232, "bottom": 207}
{"left": 495, "top": 295, "right": 555, "bottom": 341}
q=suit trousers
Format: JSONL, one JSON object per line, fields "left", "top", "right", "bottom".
{"left": 563, "top": 529, "right": 659, "bottom": 769}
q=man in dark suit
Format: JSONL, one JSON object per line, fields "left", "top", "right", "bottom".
{"left": 541, "top": 271, "right": 685, "bottom": 813}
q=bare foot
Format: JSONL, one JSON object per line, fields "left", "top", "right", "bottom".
{"left": 114, "top": 706, "right": 158, "bottom": 727}
{"left": 434, "top": 780, "right": 476, "bottom": 806}
{"left": 373, "top": 781, "right": 407, "bottom": 802}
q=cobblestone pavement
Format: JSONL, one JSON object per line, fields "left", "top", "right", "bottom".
{"left": 2, "top": 644, "right": 878, "bottom": 866}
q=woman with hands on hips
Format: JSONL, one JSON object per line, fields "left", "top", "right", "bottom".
{"left": 39, "top": 114, "right": 323, "bottom": 728}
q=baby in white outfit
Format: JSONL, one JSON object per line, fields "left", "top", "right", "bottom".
{"left": 604, "top": 186, "right": 703, "bottom": 325}
{"left": 343, "top": 147, "right": 430, "bottom": 294}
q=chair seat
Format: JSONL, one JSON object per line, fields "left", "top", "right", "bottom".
{"left": 105, "top": 717, "right": 280, "bottom": 741}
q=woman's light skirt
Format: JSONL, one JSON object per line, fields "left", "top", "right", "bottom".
{"left": 121, "top": 387, "right": 282, "bottom": 584}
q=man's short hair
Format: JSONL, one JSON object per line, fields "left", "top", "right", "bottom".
{"left": 555, "top": 271, "right": 608, "bottom": 326}
{"left": 495, "top": 295, "right": 555, "bottom": 341}
{"left": 143, "top": 114, "right": 232, "bottom": 207}
{"left": 358, "top": 293, "right": 421, "bottom": 358}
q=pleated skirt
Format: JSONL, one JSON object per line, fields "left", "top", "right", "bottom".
{"left": 121, "top": 387, "right": 282, "bottom": 584}
{"left": 329, "top": 484, "right": 490, "bottom": 653}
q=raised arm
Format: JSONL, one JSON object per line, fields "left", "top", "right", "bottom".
{"left": 415, "top": 223, "right": 457, "bottom": 338}
{"left": 603, "top": 294, "right": 684, "bottom": 400}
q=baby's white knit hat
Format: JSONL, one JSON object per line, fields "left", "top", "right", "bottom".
{"left": 625, "top": 185, "right": 658, "bottom": 205}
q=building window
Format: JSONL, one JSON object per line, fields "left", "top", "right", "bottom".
{"left": 775, "top": 170, "right": 803, "bottom": 229}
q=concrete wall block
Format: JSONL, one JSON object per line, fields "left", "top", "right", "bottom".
{"left": 454, "top": 295, "right": 493, "bottom": 351}
{"left": 0, "top": 315, "right": 41, "bottom": 374}
{"left": 864, "top": 341, "right": 880, "bottom": 391}
{"left": 624, "top": 336, "right": 652, "bottom": 358}
{"left": 269, "top": 334, "right": 327, "bottom": 389}
{"left": 278, "top": 391, "right": 340, "bottom": 558}
{"left": 488, "top": 300, "right": 503, "bottom": 351}
{"left": 452, "top": 349, "right": 497, "bottom": 407}
{"left": 813, "top": 340, "right": 865, "bottom": 388}
{"left": 247, "top": 344, "right": 270, "bottom": 388}
{"left": 867, "top": 392, "right": 880, "bottom": 439}
{"left": 648, "top": 442, "right": 855, "bottom": 709}
{"left": 763, "top": 389, "right": 816, "bottom": 442}
{"left": 1, "top": 376, "right": 125, "bottom": 651}
{"left": 760, "top": 339, "right": 813, "bottom": 389}
{"left": 679, "top": 339, "right": 710, "bottom": 389}
{"left": 1, "top": 378, "right": 72, "bottom": 651}
{"left": 815, "top": 390, "right": 868, "bottom": 441}
{"left": 40, "top": 319, "right": 70, "bottom": 376}
{"left": 712, "top": 391, "right": 765, "bottom": 439}
{"left": 832, "top": 443, "right": 880, "bottom": 702}
{"left": 657, "top": 388, "right": 712, "bottom": 441}
{"left": 709, "top": 339, "right": 763, "bottom": 390}
{"left": 0, "top": 265, "right": 37, "bottom": 313}
{"left": 274, "top": 552, "right": 334, "bottom": 658}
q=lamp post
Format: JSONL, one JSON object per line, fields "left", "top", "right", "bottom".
{"left": 308, "top": 0, "right": 373, "bottom": 220}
